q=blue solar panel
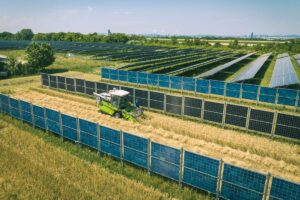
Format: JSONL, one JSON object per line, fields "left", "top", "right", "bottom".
{"left": 128, "top": 71, "right": 138, "bottom": 83}
{"left": 45, "top": 108, "right": 59, "bottom": 122}
{"left": 21, "top": 111, "right": 33, "bottom": 124}
{"left": 123, "top": 132, "right": 148, "bottom": 153}
{"left": 9, "top": 98, "right": 19, "bottom": 109}
{"left": 100, "top": 126, "right": 120, "bottom": 144}
{"left": 62, "top": 126, "right": 77, "bottom": 141}
{"left": 47, "top": 120, "right": 60, "bottom": 135}
{"left": 100, "top": 140, "right": 121, "bottom": 158}
{"left": 79, "top": 119, "right": 97, "bottom": 136}
{"left": 138, "top": 72, "right": 148, "bottom": 85}
{"left": 170, "top": 76, "right": 182, "bottom": 90}
{"left": 196, "top": 79, "right": 209, "bottom": 93}
{"left": 159, "top": 74, "right": 170, "bottom": 88}
{"left": 270, "top": 177, "right": 300, "bottom": 200}
{"left": 148, "top": 73, "right": 158, "bottom": 86}
{"left": 151, "top": 157, "right": 179, "bottom": 181}
{"left": 20, "top": 100, "right": 31, "bottom": 113}
{"left": 151, "top": 142, "right": 180, "bottom": 165}
{"left": 33, "top": 105, "right": 44, "bottom": 118}
{"left": 118, "top": 70, "right": 128, "bottom": 82}
{"left": 80, "top": 131, "right": 98, "bottom": 149}
{"left": 182, "top": 77, "right": 195, "bottom": 91}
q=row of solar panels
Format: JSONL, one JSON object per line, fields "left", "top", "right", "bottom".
{"left": 269, "top": 53, "right": 299, "bottom": 88}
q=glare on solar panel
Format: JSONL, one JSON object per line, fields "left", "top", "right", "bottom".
{"left": 231, "top": 53, "right": 272, "bottom": 82}
{"left": 269, "top": 54, "right": 299, "bottom": 88}
{"left": 197, "top": 52, "right": 256, "bottom": 78}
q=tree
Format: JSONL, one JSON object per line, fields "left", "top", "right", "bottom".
{"left": 6, "top": 56, "right": 18, "bottom": 75}
{"left": 171, "top": 36, "right": 178, "bottom": 45}
{"left": 0, "top": 32, "right": 14, "bottom": 40}
{"left": 15, "top": 29, "right": 34, "bottom": 40}
{"left": 214, "top": 42, "right": 222, "bottom": 47}
{"left": 25, "top": 43, "right": 55, "bottom": 71}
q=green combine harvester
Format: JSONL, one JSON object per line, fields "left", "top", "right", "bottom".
{"left": 93, "top": 89, "right": 143, "bottom": 122}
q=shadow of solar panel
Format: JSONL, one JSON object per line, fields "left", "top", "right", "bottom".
{"left": 250, "top": 109, "right": 274, "bottom": 123}
{"left": 223, "top": 164, "right": 266, "bottom": 192}
{"left": 76, "top": 79, "right": 84, "bottom": 86}
{"left": 79, "top": 119, "right": 97, "bottom": 135}
{"left": 107, "top": 84, "right": 120, "bottom": 91}
{"left": 249, "top": 120, "right": 272, "bottom": 133}
{"left": 275, "top": 125, "right": 300, "bottom": 139}
{"left": 196, "top": 79, "right": 209, "bottom": 94}
{"left": 47, "top": 120, "right": 60, "bottom": 135}
{"left": 148, "top": 74, "right": 159, "bottom": 86}
{"left": 100, "top": 126, "right": 120, "bottom": 144}
{"left": 42, "top": 79, "right": 49, "bottom": 86}
{"left": 204, "top": 101, "right": 224, "bottom": 113}
{"left": 277, "top": 113, "right": 300, "bottom": 128}
{"left": 151, "top": 157, "right": 179, "bottom": 181}
{"left": 85, "top": 81, "right": 95, "bottom": 89}
{"left": 62, "top": 126, "right": 77, "bottom": 141}
{"left": 100, "top": 140, "right": 121, "bottom": 158}
{"left": 80, "top": 131, "right": 98, "bottom": 149}
{"left": 96, "top": 82, "right": 107, "bottom": 93}
{"left": 270, "top": 177, "right": 300, "bottom": 200}
{"left": 159, "top": 74, "right": 169, "bottom": 88}
{"left": 204, "top": 111, "right": 223, "bottom": 123}
{"left": 45, "top": 108, "right": 59, "bottom": 122}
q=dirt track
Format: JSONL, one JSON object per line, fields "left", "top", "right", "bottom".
{"left": 12, "top": 87, "right": 300, "bottom": 183}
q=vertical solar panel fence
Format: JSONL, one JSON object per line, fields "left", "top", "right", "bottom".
{"left": 203, "top": 101, "right": 224, "bottom": 124}
{"left": 57, "top": 76, "right": 66, "bottom": 90}
{"left": 248, "top": 109, "right": 274, "bottom": 134}
{"left": 1, "top": 92, "right": 300, "bottom": 200}
{"left": 79, "top": 119, "right": 98, "bottom": 149}
{"left": 49, "top": 74, "right": 58, "bottom": 88}
{"left": 123, "top": 132, "right": 149, "bottom": 169}
{"left": 40, "top": 73, "right": 300, "bottom": 142}
{"left": 150, "top": 142, "right": 181, "bottom": 181}
{"left": 225, "top": 104, "right": 248, "bottom": 128}
{"left": 220, "top": 164, "right": 267, "bottom": 200}
{"left": 269, "top": 177, "right": 300, "bottom": 200}
{"left": 45, "top": 108, "right": 61, "bottom": 136}
{"left": 275, "top": 113, "right": 300, "bottom": 139}
{"left": 100, "top": 68, "right": 300, "bottom": 108}
{"left": 183, "top": 151, "right": 220, "bottom": 194}
{"left": 99, "top": 125, "right": 121, "bottom": 159}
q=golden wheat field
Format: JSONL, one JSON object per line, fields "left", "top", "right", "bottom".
{"left": 1, "top": 76, "right": 297, "bottom": 184}
{"left": 0, "top": 119, "right": 170, "bottom": 200}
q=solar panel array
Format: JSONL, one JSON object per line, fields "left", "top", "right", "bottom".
{"left": 232, "top": 53, "right": 272, "bottom": 82}
{"left": 277, "top": 53, "right": 289, "bottom": 59}
{"left": 269, "top": 53, "right": 299, "bottom": 88}
{"left": 197, "top": 52, "right": 256, "bottom": 78}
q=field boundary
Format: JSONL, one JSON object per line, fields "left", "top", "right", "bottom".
{"left": 1, "top": 93, "right": 299, "bottom": 200}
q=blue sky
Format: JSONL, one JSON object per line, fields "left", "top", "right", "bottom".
{"left": 0, "top": 0, "right": 299, "bottom": 35}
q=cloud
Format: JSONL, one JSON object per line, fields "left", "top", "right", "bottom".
{"left": 113, "top": 11, "right": 133, "bottom": 15}
{"left": 87, "top": 6, "right": 94, "bottom": 12}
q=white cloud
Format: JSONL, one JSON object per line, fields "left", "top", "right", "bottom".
{"left": 87, "top": 6, "right": 94, "bottom": 12}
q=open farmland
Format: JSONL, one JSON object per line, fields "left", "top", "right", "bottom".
{"left": 1, "top": 72, "right": 300, "bottom": 185}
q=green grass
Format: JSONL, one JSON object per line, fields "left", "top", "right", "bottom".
{"left": 0, "top": 114, "right": 212, "bottom": 200}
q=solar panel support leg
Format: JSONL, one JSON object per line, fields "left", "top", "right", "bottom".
{"left": 222, "top": 103, "right": 227, "bottom": 128}
{"left": 216, "top": 159, "right": 224, "bottom": 200}
{"left": 43, "top": 107, "right": 48, "bottom": 133}
{"left": 263, "top": 173, "right": 272, "bottom": 200}
{"left": 178, "top": 147, "right": 185, "bottom": 189}
{"left": 246, "top": 107, "right": 251, "bottom": 132}
{"left": 97, "top": 123, "right": 101, "bottom": 155}
{"left": 147, "top": 138, "right": 152, "bottom": 176}
{"left": 76, "top": 117, "right": 81, "bottom": 146}
{"left": 271, "top": 111, "right": 278, "bottom": 138}
{"left": 120, "top": 130, "right": 124, "bottom": 166}
{"left": 30, "top": 103, "right": 35, "bottom": 128}
{"left": 59, "top": 111, "right": 63, "bottom": 141}
{"left": 294, "top": 90, "right": 299, "bottom": 112}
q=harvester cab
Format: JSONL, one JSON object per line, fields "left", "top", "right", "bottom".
{"left": 93, "top": 88, "right": 143, "bottom": 122}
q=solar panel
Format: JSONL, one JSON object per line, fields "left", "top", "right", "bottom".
{"left": 269, "top": 54, "right": 299, "bottom": 88}
{"left": 231, "top": 53, "right": 272, "bottom": 82}
{"left": 197, "top": 52, "right": 256, "bottom": 78}
{"left": 277, "top": 53, "right": 289, "bottom": 59}
{"left": 294, "top": 54, "right": 300, "bottom": 60}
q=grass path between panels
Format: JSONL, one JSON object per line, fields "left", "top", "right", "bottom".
{"left": 0, "top": 115, "right": 212, "bottom": 200}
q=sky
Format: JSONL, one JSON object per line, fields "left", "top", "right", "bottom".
{"left": 0, "top": 0, "right": 300, "bottom": 36}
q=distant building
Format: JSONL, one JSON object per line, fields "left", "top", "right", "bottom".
{"left": 250, "top": 32, "right": 254, "bottom": 39}
{"left": 108, "top": 29, "right": 112, "bottom": 35}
